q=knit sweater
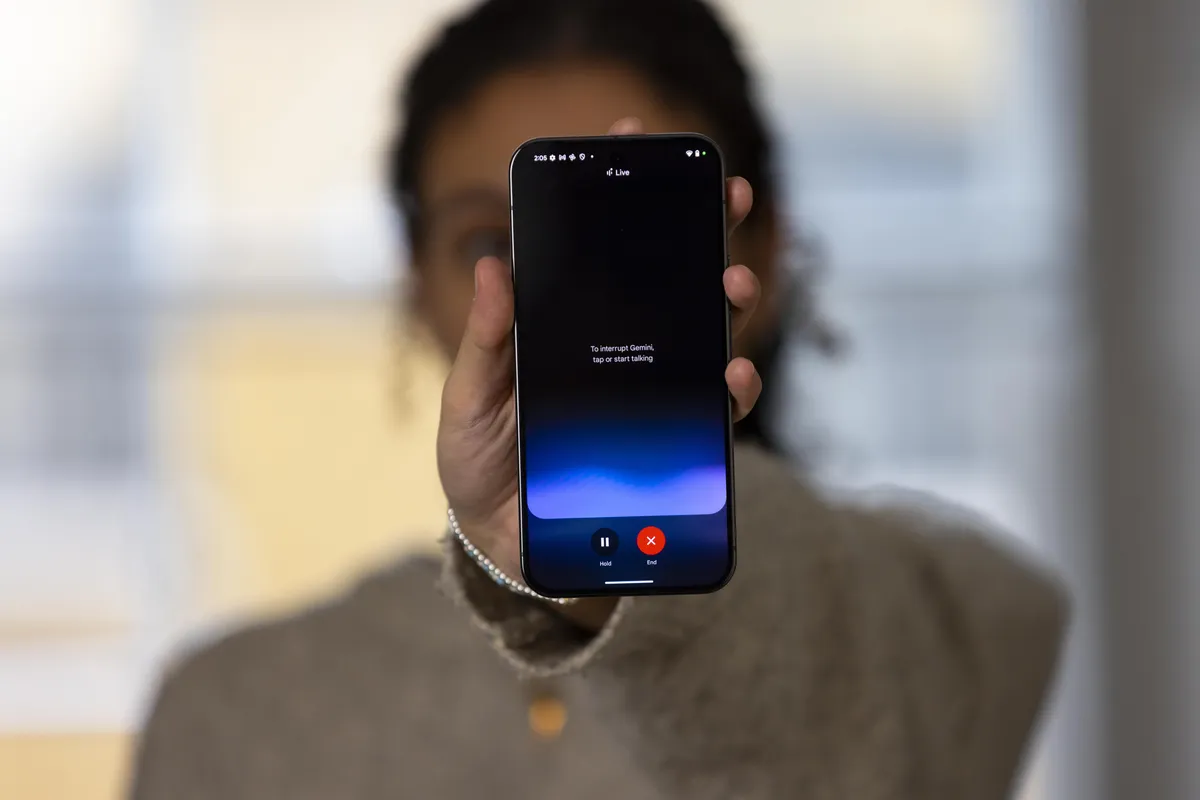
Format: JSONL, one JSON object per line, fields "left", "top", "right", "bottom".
{"left": 130, "top": 444, "right": 1067, "bottom": 799}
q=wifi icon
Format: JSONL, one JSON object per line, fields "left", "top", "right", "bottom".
{"left": 686, "top": 150, "right": 693, "bottom": 157}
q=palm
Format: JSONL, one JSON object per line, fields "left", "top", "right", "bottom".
{"left": 439, "top": 393, "right": 519, "bottom": 511}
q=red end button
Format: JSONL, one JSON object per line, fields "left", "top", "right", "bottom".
{"left": 637, "top": 526, "right": 665, "bottom": 556}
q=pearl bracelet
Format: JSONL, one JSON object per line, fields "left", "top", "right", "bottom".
{"left": 447, "top": 507, "right": 578, "bottom": 606}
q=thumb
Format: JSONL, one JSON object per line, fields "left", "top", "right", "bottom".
{"left": 441, "top": 256, "right": 515, "bottom": 428}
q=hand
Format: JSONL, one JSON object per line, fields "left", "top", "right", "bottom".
{"left": 437, "top": 117, "right": 762, "bottom": 628}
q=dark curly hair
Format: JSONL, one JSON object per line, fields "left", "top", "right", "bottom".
{"left": 388, "top": 0, "right": 829, "bottom": 453}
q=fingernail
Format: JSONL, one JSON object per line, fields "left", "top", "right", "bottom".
{"left": 473, "top": 264, "right": 479, "bottom": 300}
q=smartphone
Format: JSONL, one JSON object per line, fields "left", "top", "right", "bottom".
{"left": 509, "top": 133, "right": 736, "bottom": 597}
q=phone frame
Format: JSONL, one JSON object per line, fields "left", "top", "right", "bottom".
{"left": 508, "top": 132, "right": 738, "bottom": 598}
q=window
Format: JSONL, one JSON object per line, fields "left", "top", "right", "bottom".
{"left": 0, "top": 7, "right": 1080, "bottom": 800}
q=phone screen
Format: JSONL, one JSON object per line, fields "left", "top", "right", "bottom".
{"left": 510, "top": 134, "right": 735, "bottom": 596}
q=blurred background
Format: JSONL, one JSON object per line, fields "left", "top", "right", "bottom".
{"left": 0, "top": 0, "right": 1196, "bottom": 798}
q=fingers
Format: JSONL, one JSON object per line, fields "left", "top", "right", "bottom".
{"left": 606, "top": 118, "right": 753, "bottom": 232}
{"left": 726, "top": 357, "right": 763, "bottom": 423}
{"left": 608, "top": 117, "right": 644, "bottom": 135}
{"left": 726, "top": 176, "right": 753, "bottom": 234}
{"left": 724, "top": 263, "right": 760, "bottom": 339}
{"left": 603, "top": 117, "right": 761, "bottom": 418}
{"left": 441, "top": 257, "right": 514, "bottom": 427}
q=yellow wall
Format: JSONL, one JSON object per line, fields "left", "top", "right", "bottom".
{"left": 0, "top": 734, "right": 131, "bottom": 800}
{"left": 2, "top": 305, "right": 448, "bottom": 800}
{"left": 161, "top": 305, "right": 449, "bottom": 616}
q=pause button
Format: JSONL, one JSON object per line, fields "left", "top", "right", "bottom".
{"left": 591, "top": 528, "right": 619, "bottom": 556}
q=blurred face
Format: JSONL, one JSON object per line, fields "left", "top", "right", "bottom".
{"left": 409, "top": 61, "right": 780, "bottom": 360}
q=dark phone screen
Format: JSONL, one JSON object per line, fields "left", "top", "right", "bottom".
{"left": 511, "top": 135, "right": 734, "bottom": 595}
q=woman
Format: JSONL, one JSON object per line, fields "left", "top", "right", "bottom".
{"left": 131, "top": 1, "right": 1066, "bottom": 798}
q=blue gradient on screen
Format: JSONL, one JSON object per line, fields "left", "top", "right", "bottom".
{"left": 525, "top": 417, "right": 726, "bottom": 519}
